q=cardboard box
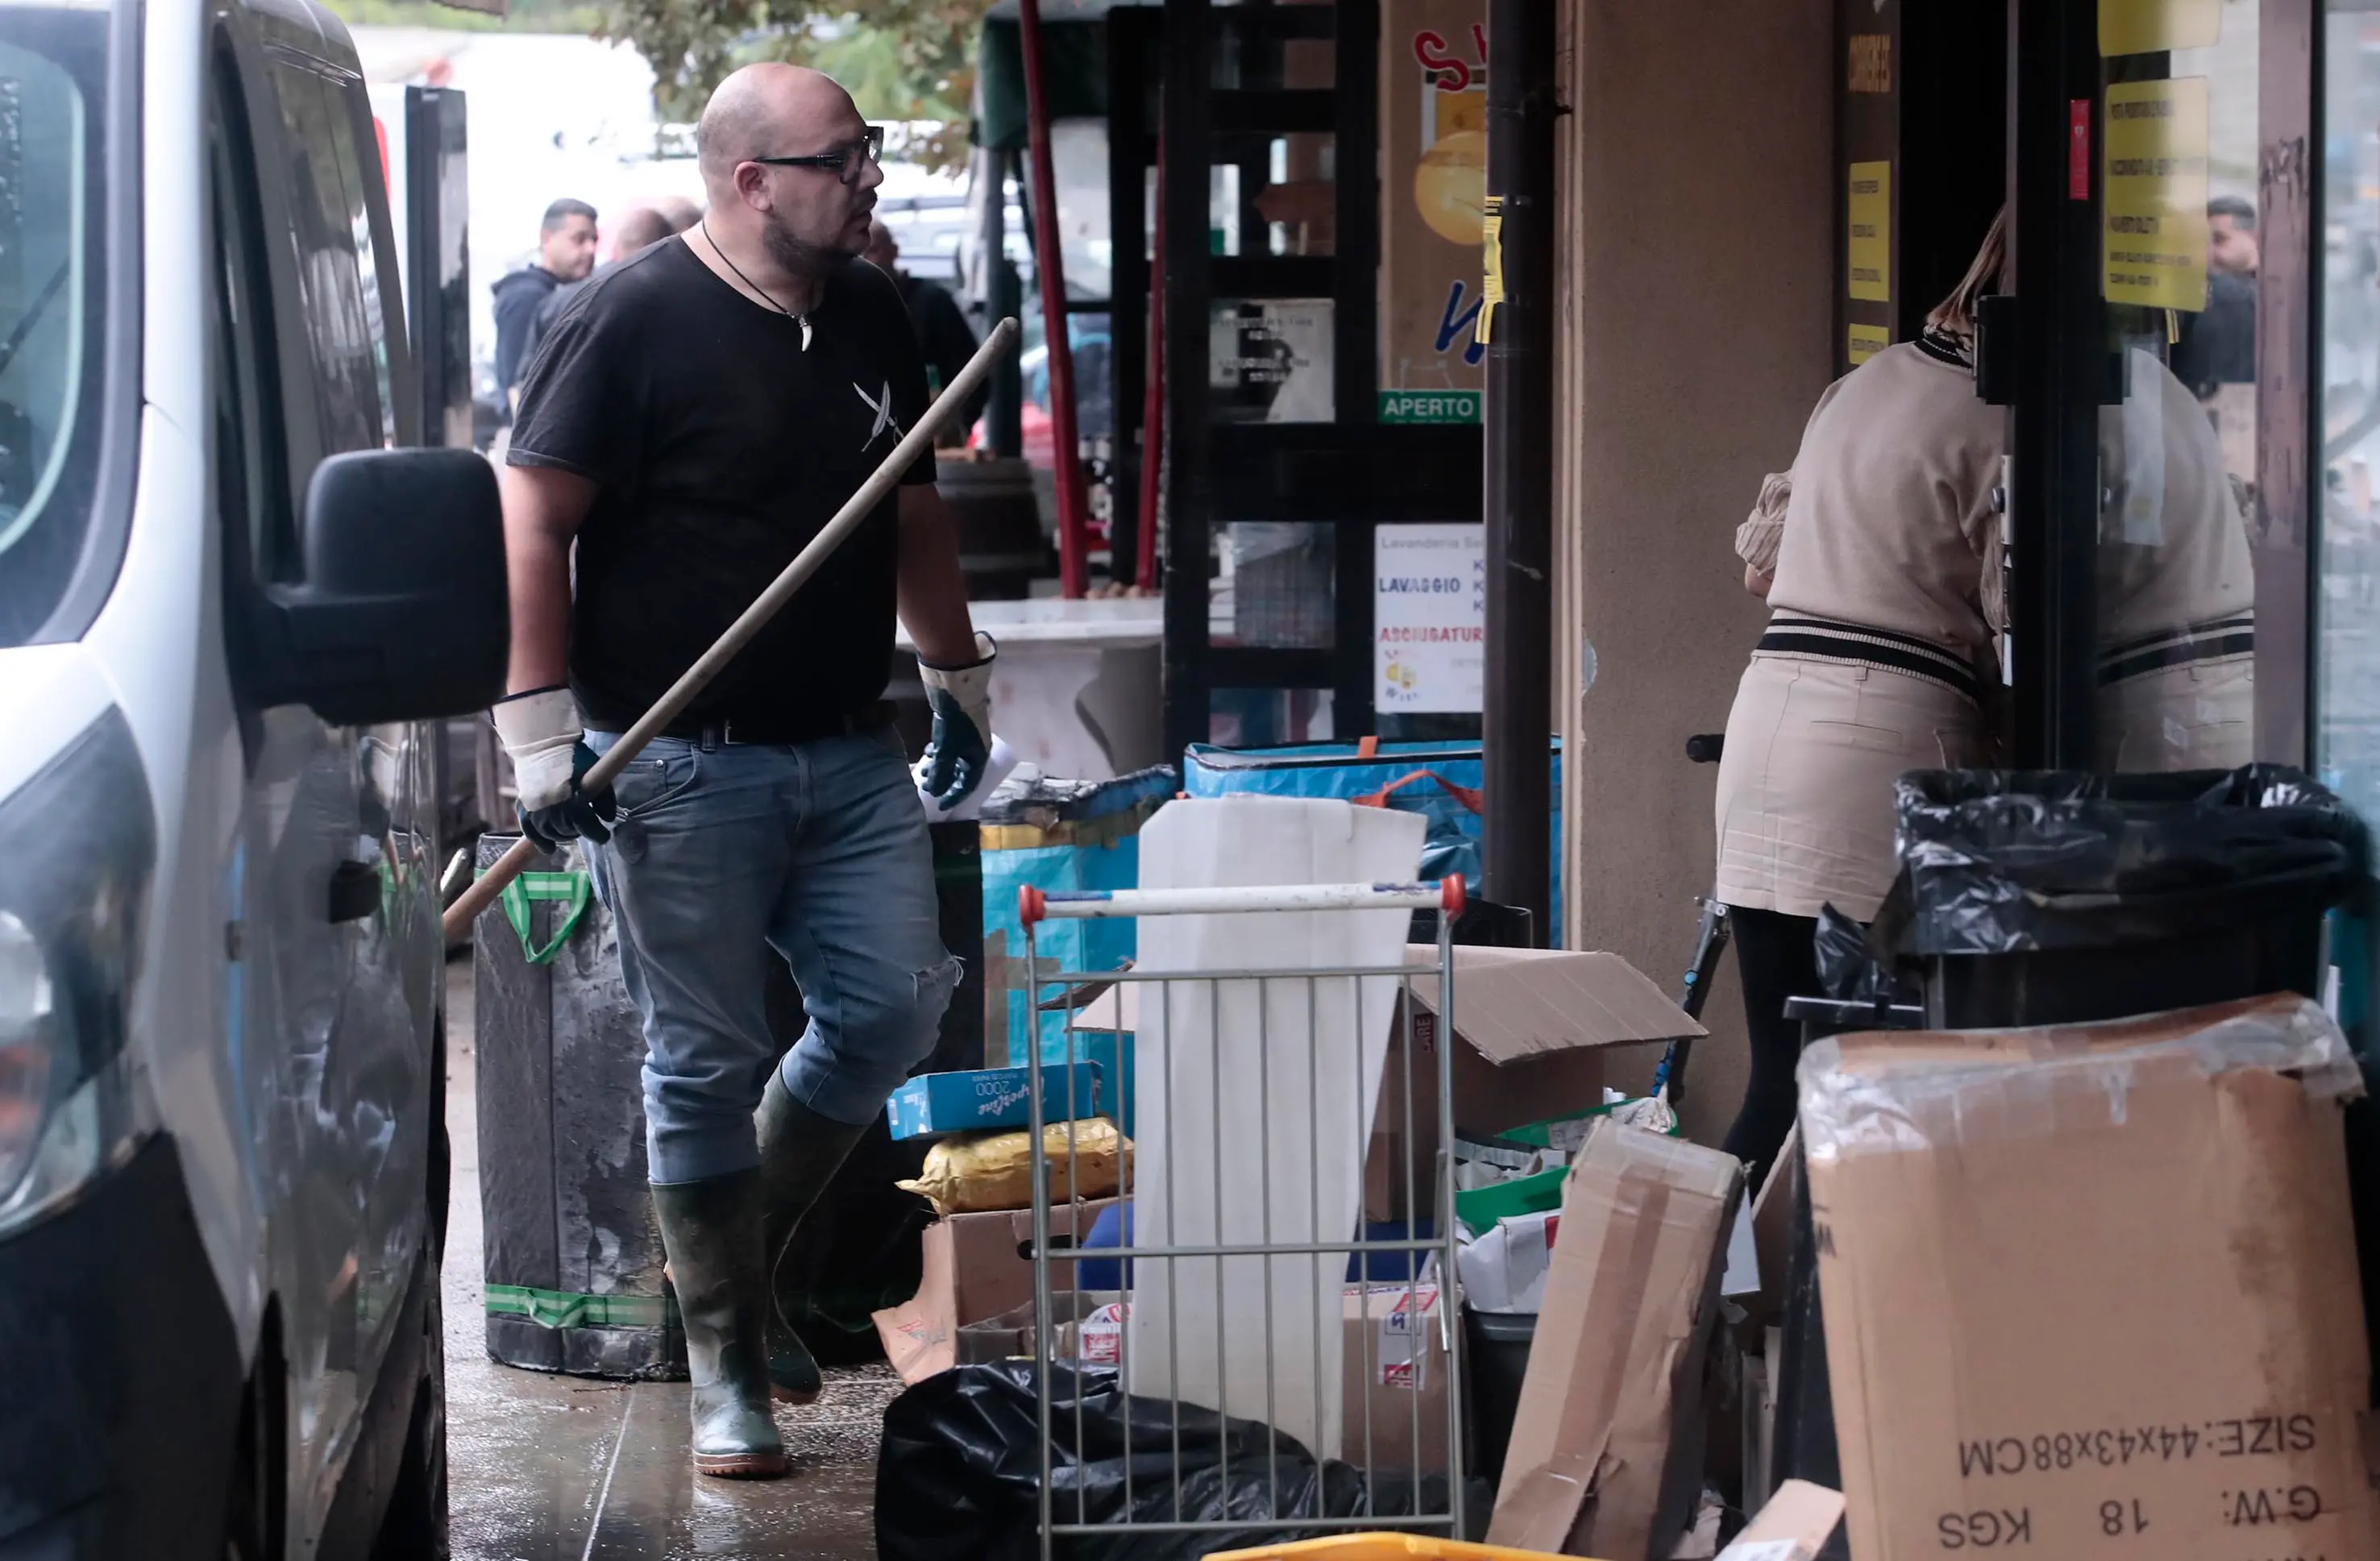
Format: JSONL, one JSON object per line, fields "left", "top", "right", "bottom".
{"left": 871, "top": 1198, "right": 1117, "bottom": 1383}
{"left": 1369, "top": 944, "right": 1702, "bottom": 1221}
{"left": 1486, "top": 1119, "right": 1744, "bottom": 1559}
{"left": 956, "top": 1291, "right": 1127, "bottom": 1369}
{"left": 1340, "top": 1280, "right": 1452, "bottom": 1476}
{"left": 885, "top": 1061, "right": 1104, "bottom": 1140}
{"left": 1378, "top": 0, "right": 1489, "bottom": 423}
{"left": 1803, "top": 995, "right": 2378, "bottom": 1561}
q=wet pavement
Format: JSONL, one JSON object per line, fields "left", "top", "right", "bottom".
{"left": 443, "top": 957, "right": 887, "bottom": 1560}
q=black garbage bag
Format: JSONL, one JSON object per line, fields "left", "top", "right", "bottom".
{"left": 1888, "top": 765, "right": 2366, "bottom": 956}
{"left": 876, "top": 1361, "right": 1480, "bottom": 1561}
{"left": 1812, "top": 903, "right": 1914, "bottom": 1007}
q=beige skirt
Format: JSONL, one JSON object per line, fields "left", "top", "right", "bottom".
{"left": 1713, "top": 654, "right": 1992, "bottom": 920}
{"left": 2096, "top": 656, "right": 2255, "bottom": 773}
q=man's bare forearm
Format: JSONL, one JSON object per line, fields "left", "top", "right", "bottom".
{"left": 501, "top": 463, "right": 594, "bottom": 694}
{"left": 896, "top": 484, "right": 981, "bottom": 665}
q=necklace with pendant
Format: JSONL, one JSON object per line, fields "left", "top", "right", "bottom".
{"left": 701, "top": 222, "right": 813, "bottom": 351}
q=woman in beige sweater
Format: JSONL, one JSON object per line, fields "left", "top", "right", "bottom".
{"left": 1712, "top": 217, "right": 2008, "bottom": 1185}
{"left": 1713, "top": 212, "right": 2257, "bottom": 1187}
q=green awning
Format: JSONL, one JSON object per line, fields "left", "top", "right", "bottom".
{"left": 976, "top": 4, "right": 1122, "bottom": 152}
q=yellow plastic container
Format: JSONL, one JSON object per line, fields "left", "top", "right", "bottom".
{"left": 1200, "top": 1536, "right": 1596, "bottom": 1561}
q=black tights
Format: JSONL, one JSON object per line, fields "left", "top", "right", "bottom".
{"left": 1719, "top": 907, "right": 1821, "bottom": 1193}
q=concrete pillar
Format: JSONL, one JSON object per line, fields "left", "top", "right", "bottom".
{"left": 1553, "top": 0, "right": 1835, "bottom": 1144}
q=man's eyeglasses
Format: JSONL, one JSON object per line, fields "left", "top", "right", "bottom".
{"left": 750, "top": 127, "right": 886, "bottom": 187}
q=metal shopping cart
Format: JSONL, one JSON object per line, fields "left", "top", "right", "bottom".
{"left": 1017, "top": 879, "right": 1470, "bottom": 1557}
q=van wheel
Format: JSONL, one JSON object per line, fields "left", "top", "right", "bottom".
{"left": 371, "top": 1264, "right": 449, "bottom": 1561}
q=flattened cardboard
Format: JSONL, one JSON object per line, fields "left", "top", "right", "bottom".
{"left": 1487, "top": 1119, "right": 1744, "bottom": 1559}
{"left": 872, "top": 1198, "right": 1116, "bottom": 1384}
{"left": 1743, "top": 1123, "right": 1799, "bottom": 1335}
{"left": 1805, "top": 997, "right": 2378, "bottom": 1561}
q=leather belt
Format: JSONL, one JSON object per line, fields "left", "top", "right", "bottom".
{"left": 590, "top": 700, "right": 895, "bottom": 749}
{"left": 1755, "top": 615, "right": 1985, "bottom": 704}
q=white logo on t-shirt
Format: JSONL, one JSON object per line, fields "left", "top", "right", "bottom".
{"left": 854, "top": 380, "right": 903, "bottom": 447}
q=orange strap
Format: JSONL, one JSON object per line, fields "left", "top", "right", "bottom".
{"left": 1356, "top": 736, "right": 1380, "bottom": 759}
{"left": 1353, "top": 769, "right": 1485, "bottom": 814}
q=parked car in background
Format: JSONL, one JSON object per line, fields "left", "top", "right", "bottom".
{"left": 0, "top": 0, "right": 505, "bottom": 1555}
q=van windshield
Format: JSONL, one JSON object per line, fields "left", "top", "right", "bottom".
{"left": 0, "top": 2, "right": 109, "bottom": 648}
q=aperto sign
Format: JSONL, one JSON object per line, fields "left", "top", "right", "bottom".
{"left": 1380, "top": 389, "right": 1481, "bottom": 424}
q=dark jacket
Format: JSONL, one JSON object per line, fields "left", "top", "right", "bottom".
{"left": 892, "top": 270, "right": 990, "bottom": 431}
{"left": 2170, "top": 270, "right": 2256, "bottom": 398}
{"left": 492, "top": 264, "right": 561, "bottom": 404}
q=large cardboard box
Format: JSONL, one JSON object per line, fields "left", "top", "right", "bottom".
{"left": 1069, "top": 943, "right": 1699, "bottom": 1223}
{"left": 1487, "top": 1119, "right": 1745, "bottom": 1558}
{"left": 1368, "top": 944, "right": 1703, "bottom": 1220}
{"left": 1803, "top": 995, "right": 2379, "bottom": 1561}
{"left": 872, "top": 1198, "right": 1116, "bottom": 1384}
{"left": 1378, "top": 0, "right": 1488, "bottom": 424}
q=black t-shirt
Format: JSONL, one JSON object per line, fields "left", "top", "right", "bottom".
{"left": 507, "top": 239, "right": 935, "bottom": 732}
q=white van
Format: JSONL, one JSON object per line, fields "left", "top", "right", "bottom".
{"left": 0, "top": 0, "right": 503, "bottom": 1555}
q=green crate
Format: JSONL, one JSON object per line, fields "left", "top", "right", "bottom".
{"left": 1455, "top": 1101, "right": 1680, "bottom": 1235}
{"left": 1454, "top": 1165, "right": 1568, "bottom": 1235}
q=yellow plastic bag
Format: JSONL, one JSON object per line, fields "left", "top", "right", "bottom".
{"left": 898, "top": 1119, "right": 1132, "bottom": 1217}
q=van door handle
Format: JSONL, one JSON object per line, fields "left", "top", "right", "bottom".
{"left": 328, "top": 860, "right": 382, "bottom": 924}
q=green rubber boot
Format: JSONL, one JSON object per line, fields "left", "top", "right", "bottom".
{"left": 651, "top": 1171, "right": 788, "bottom": 1479}
{"left": 754, "top": 1069, "right": 870, "bottom": 1405}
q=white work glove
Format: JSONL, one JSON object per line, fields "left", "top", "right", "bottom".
{"left": 492, "top": 686, "right": 616, "bottom": 850}
{"left": 918, "top": 630, "right": 996, "bottom": 810}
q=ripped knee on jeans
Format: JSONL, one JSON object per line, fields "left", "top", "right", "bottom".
{"left": 901, "top": 956, "right": 964, "bottom": 1060}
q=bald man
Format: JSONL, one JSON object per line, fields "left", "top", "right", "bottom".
{"left": 493, "top": 64, "right": 994, "bottom": 1479}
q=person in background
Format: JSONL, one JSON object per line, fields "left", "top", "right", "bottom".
{"left": 2172, "top": 194, "right": 2258, "bottom": 399}
{"left": 863, "top": 218, "right": 986, "bottom": 445}
{"left": 656, "top": 193, "right": 704, "bottom": 234}
{"left": 522, "top": 203, "right": 675, "bottom": 367}
{"left": 493, "top": 197, "right": 599, "bottom": 417}
{"left": 1714, "top": 211, "right": 2008, "bottom": 1191}
{"left": 2210, "top": 192, "right": 2261, "bottom": 279}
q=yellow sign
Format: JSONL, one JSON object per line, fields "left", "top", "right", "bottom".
{"left": 2103, "top": 77, "right": 2210, "bottom": 311}
{"left": 1848, "top": 162, "right": 1890, "bottom": 304}
{"left": 1477, "top": 195, "right": 1502, "bottom": 345}
{"left": 1848, "top": 324, "right": 1890, "bottom": 366}
{"left": 2100, "top": 0, "right": 2220, "bottom": 57}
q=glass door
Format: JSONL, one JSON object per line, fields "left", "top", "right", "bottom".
{"left": 2003, "top": 0, "right": 2308, "bottom": 772}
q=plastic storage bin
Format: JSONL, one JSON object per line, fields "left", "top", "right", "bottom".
{"left": 1463, "top": 1308, "right": 1539, "bottom": 1495}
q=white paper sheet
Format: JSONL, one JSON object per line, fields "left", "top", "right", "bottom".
{"left": 1123, "top": 797, "right": 1425, "bottom": 1459}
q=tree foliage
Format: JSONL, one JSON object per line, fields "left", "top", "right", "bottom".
{"left": 592, "top": 0, "right": 988, "bottom": 173}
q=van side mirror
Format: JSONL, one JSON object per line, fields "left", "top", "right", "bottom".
{"left": 242, "top": 448, "right": 509, "bottom": 724}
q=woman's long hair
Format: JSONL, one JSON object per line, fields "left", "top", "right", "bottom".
{"left": 1924, "top": 205, "right": 2011, "bottom": 342}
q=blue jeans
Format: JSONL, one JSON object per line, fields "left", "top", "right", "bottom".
{"left": 584, "top": 725, "right": 957, "bottom": 1185}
